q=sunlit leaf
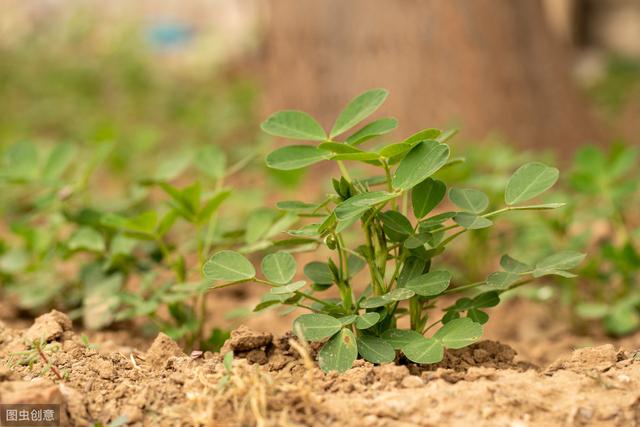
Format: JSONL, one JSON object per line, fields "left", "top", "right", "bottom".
{"left": 330, "top": 89, "right": 388, "bottom": 138}
{"left": 261, "top": 111, "right": 326, "bottom": 141}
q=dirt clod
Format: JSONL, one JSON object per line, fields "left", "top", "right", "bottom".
{"left": 145, "top": 332, "right": 186, "bottom": 368}
{"left": 221, "top": 325, "right": 273, "bottom": 353}
{"left": 546, "top": 344, "right": 619, "bottom": 374}
{"left": 23, "top": 310, "right": 72, "bottom": 343}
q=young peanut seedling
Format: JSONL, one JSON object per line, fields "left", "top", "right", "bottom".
{"left": 204, "top": 89, "right": 585, "bottom": 372}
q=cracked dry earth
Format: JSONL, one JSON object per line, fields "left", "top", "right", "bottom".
{"left": 1, "top": 311, "right": 640, "bottom": 426}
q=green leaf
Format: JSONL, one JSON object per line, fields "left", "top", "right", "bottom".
{"left": 355, "top": 312, "right": 381, "bottom": 329}
{"left": 276, "top": 200, "right": 318, "bottom": 212}
{"left": 392, "top": 141, "right": 450, "bottom": 190}
{"left": 468, "top": 309, "right": 489, "bottom": 324}
{"left": 397, "top": 257, "right": 426, "bottom": 287}
{"left": 318, "top": 328, "right": 358, "bottom": 372}
{"left": 334, "top": 191, "right": 397, "bottom": 222}
{"left": 330, "top": 88, "right": 388, "bottom": 138}
{"left": 245, "top": 208, "right": 276, "bottom": 244}
{"left": 433, "top": 318, "right": 483, "bottom": 349}
{"left": 471, "top": 292, "right": 500, "bottom": 309}
{"left": 304, "top": 262, "right": 334, "bottom": 285}
{"left": 486, "top": 271, "right": 519, "bottom": 289}
{"left": 412, "top": 178, "right": 446, "bottom": 218}
{"left": 266, "top": 145, "right": 333, "bottom": 170}
{"left": 360, "top": 288, "right": 415, "bottom": 309}
{"left": 261, "top": 111, "right": 326, "bottom": 141}
{"left": 378, "top": 142, "right": 412, "bottom": 159}
{"left": 505, "top": 162, "right": 559, "bottom": 205}
{"left": 402, "top": 337, "right": 444, "bottom": 364}
{"left": 403, "top": 128, "right": 442, "bottom": 145}
{"left": 338, "top": 315, "right": 358, "bottom": 326}
{"left": 605, "top": 302, "right": 640, "bottom": 335}
{"left": 101, "top": 211, "right": 158, "bottom": 236}
{"left": 197, "top": 189, "right": 232, "bottom": 223}
{"left": 347, "top": 254, "right": 367, "bottom": 277}
{"left": 203, "top": 251, "right": 256, "bottom": 282}
{"left": 346, "top": 118, "right": 398, "bottom": 145}
{"left": 357, "top": 335, "right": 396, "bottom": 364}
{"left": 270, "top": 280, "right": 306, "bottom": 295}
{"left": 154, "top": 151, "right": 191, "bottom": 181}
{"left": 448, "top": 188, "right": 489, "bottom": 214}
{"left": 318, "top": 142, "right": 365, "bottom": 154}
{"left": 332, "top": 152, "right": 381, "bottom": 162}
{"left": 403, "top": 233, "right": 431, "bottom": 249}
{"left": 3, "top": 141, "right": 38, "bottom": 181}
{"left": 385, "top": 288, "right": 416, "bottom": 301}
{"left": 110, "top": 234, "right": 138, "bottom": 257}
{"left": 533, "top": 251, "right": 585, "bottom": 277}
{"left": 261, "top": 252, "right": 297, "bottom": 285}
{"left": 405, "top": 270, "right": 451, "bottom": 296}
{"left": 68, "top": 227, "right": 105, "bottom": 252}
{"left": 195, "top": 145, "right": 226, "bottom": 180}
{"left": 500, "top": 255, "right": 530, "bottom": 273}
{"left": 293, "top": 313, "right": 342, "bottom": 341}
{"left": 43, "top": 143, "right": 76, "bottom": 181}
{"left": 575, "top": 303, "right": 609, "bottom": 320}
{"left": 359, "top": 296, "right": 389, "bottom": 309}
{"left": 381, "top": 210, "right": 414, "bottom": 241}
{"left": 453, "top": 213, "right": 493, "bottom": 230}
{"left": 254, "top": 293, "right": 293, "bottom": 312}
{"left": 381, "top": 329, "right": 423, "bottom": 350}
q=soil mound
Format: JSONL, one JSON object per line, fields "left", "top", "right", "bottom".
{"left": 1, "top": 312, "right": 639, "bottom": 426}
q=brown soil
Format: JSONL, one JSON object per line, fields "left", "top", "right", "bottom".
{"left": 2, "top": 310, "right": 640, "bottom": 426}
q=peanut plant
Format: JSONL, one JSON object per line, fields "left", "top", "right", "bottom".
{"left": 204, "top": 89, "right": 584, "bottom": 372}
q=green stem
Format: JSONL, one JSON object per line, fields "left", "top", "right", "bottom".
{"left": 442, "top": 281, "right": 485, "bottom": 295}
{"left": 202, "top": 178, "right": 225, "bottom": 258}
{"left": 337, "top": 160, "right": 352, "bottom": 183}
{"left": 253, "top": 277, "right": 338, "bottom": 310}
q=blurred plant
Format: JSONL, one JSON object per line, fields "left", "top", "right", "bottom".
{"left": 205, "top": 89, "right": 583, "bottom": 372}
{"left": 0, "top": 139, "right": 262, "bottom": 351}
{"left": 552, "top": 144, "right": 640, "bottom": 335}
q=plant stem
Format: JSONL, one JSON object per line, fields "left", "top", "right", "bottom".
{"left": 442, "top": 281, "right": 485, "bottom": 295}
{"left": 36, "top": 344, "right": 63, "bottom": 381}
{"left": 337, "top": 160, "right": 352, "bottom": 183}
{"left": 253, "top": 277, "right": 339, "bottom": 310}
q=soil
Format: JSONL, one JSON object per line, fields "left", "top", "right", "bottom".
{"left": 2, "top": 309, "right": 640, "bottom": 426}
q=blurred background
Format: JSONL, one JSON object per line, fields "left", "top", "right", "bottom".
{"left": 1, "top": 0, "right": 639, "bottom": 154}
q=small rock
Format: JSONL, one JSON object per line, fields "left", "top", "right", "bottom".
{"left": 221, "top": 326, "right": 272, "bottom": 353}
{"left": 24, "top": 310, "right": 72, "bottom": 343}
{"left": 145, "top": 333, "right": 186, "bottom": 368}
{"left": 400, "top": 375, "right": 423, "bottom": 388}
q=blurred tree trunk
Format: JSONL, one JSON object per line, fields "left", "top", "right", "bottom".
{"left": 260, "top": 0, "right": 602, "bottom": 152}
